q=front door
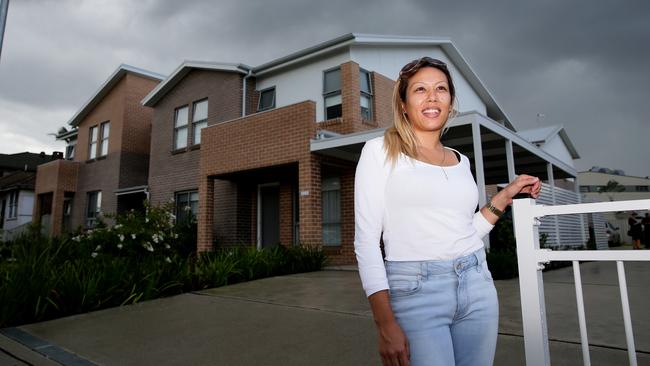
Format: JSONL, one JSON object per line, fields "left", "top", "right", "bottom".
{"left": 259, "top": 184, "right": 280, "bottom": 249}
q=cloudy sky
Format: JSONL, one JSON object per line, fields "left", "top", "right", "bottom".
{"left": 0, "top": 0, "right": 648, "bottom": 177}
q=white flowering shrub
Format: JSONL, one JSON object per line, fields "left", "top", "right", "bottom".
{"left": 72, "top": 201, "right": 184, "bottom": 260}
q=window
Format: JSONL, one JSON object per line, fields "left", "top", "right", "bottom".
{"left": 258, "top": 87, "right": 276, "bottom": 111}
{"left": 175, "top": 190, "right": 198, "bottom": 224}
{"left": 8, "top": 191, "right": 18, "bottom": 219}
{"left": 321, "top": 177, "right": 341, "bottom": 246}
{"left": 635, "top": 186, "right": 649, "bottom": 192}
{"left": 88, "top": 126, "right": 98, "bottom": 159}
{"left": 191, "top": 100, "right": 208, "bottom": 145}
{"left": 360, "top": 69, "right": 373, "bottom": 120}
{"left": 86, "top": 191, "right": 102, "bottom": 228}
{"left": 323, "top": 68, "right": 342, "bottom": 120}
{"left": 99, "top": 122, "right": 110, "bottom": 157}
{"left": 174, "top": 106, "right": 189, "bottom": 149}
{"left": 65, "top": 143, "right": 76, "bottom": 160}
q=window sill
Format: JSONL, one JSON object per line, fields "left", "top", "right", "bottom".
{"left": 317, "top": 117, "right": 343, "bottom": 125}
{"left": 362, "top": 118, "right": 377, "bottom": 126}
{"left": 85, "top": 156, "right": 106, "bottom": 164}
{"left": 188, "top": 144, "right": 201, "bottom": 151}
{"left": 322, "top": 245, "right": 342, "bottom": 255}
{"left": 171, "top": 148, "right": 187, "bottom": 155}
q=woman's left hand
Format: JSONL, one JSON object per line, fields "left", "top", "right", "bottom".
{"left": 493, "top": 174, "right": 542, "bottom": 208}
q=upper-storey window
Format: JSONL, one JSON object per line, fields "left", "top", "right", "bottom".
{"left": 174, "top": 106, "right": 189, "bottom": 150}
{"left": 360, "top": 69, "right": 373, "bottom": 120}
{"left": 88, "top": 126, "right": 98, "bottom": 159}
{"left": 323, "top": 68, "right": 342, "bottom": 120}
{"left": 258, "top": 87, "right": 276, "bottom": 112}
{"left": 65, "top": 142, "right": 76, "bottom": 160}
{"left": 191, "top": 99, "right": 208, "bottom": 145}
{"left": 99, "top": 122, "right": 110, "bottom": 157}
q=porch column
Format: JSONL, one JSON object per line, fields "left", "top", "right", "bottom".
{"left": 574, "top": 175, "right": 587, "bottom": 245}
{"left": 197, "top": 176, "right": 214, "bottom": 252}
{"left": 50, "top": 189, "right": 65, "bottom": 237}
{"left": 506, "top": 139, "right": 516, "bottom": 182}
{"left": 547, "top": 163, "right": 560, "bottom": 247}
{"left": 298, "top": 156, "right": 322, "bottom": 246}
{"left": 472, "top": 121, "right": 490, "bottom": 249}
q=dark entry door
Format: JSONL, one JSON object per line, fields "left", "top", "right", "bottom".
{"left": 260, "top": 185, "right": 280, "bottom": 248}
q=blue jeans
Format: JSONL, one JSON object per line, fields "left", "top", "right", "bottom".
{"left": 386, "top": 249, "right": 498, "bottom": 366}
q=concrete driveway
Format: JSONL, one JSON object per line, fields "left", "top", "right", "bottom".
{"left": 2, "top": 261, "right": 650, "bottom": 365}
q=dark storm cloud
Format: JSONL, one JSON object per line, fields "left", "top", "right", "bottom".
{"left": 0, "top": 0, "right": 648, "bottom": 175}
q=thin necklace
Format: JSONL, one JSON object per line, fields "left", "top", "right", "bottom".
{"left": 439, "top": 147, "right": 448, "bottom": 180}
{"left": 417, "top": 144, "right": 449, "bottom": 180}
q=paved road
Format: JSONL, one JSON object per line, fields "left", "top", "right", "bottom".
{"left": 1, "top": 261, "right": 650, "bottom": 365}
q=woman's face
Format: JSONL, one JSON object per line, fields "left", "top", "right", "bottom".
{"left": 401, "top": 67, "right": 453, "bottom": 136}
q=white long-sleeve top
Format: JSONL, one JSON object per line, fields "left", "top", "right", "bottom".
{"left": 354, "top": 136, "right": 495, "bottom": 297}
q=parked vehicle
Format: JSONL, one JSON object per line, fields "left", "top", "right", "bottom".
{"left": 606, "top": 222, "right": 621, "bottom": 246}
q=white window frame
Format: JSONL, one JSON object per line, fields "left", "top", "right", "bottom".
{"left": 88, "top": 125, "right": 98, "bottom": 159}
{"left": 86, "top": 191, "right": 102, "bottom": 228}
{"left": 321, "top": 176, "right": 341, "bottom": 246}
{"left": 323, "top": 67, "right": 342, "bottom": 120}
{"left": 8, "top": 191, "right": 18, "bottom": 219}
{"left": 360, "top": 69, "right": 373, "bottom": 120}
{"left": 175, "top": 190, "right": 198, "bottom": 223}
{"left": 257, "top": 87, "right": 276, "bottom": 112}
{"left": 99, "top": 121, "right": 110, "bottom": 157}
{"left": 173, "top": 106, "right": 189, "bottom": 150}
{"left": 191, "top": 99, "right": 208, "bottom": 146}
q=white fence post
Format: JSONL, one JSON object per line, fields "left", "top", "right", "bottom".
{"left": 513, "top": 198, "right": 551, "bottom": 366}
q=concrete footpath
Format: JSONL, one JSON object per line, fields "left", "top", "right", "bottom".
{"left": 1, "top": 261, "right": 650, "bottom": 365}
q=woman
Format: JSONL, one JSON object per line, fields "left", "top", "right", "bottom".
{"left": 354, "top": 57, "right": 541, "bottom": 366}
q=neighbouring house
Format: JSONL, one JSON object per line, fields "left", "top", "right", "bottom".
{"left": 33, "top": 64, "right": 164, "bottom": 237}
{"left": 141, "top": 33, "right": 585, "bottom": 264}
{"left": 518, "top": 125, "right": 597, "bottom": 248}
{"left": 0, "top": 152, "right": 58, "bottom": 240}
{"left": 579, "top": 168, "right": 650, "bottom": 243}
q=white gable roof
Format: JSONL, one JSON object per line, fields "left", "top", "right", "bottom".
{"left": 519, "top": 124, "right": 580, "bottom": 159}
{"left": 67, "top": 64, "right": 164, "bottom": 127}
{"left": 141, "top": 61, "right": 252, "bottom": 107}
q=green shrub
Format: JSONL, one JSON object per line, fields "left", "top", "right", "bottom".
{"left": 0, "top": 207, "right": 325, "bottom": 327}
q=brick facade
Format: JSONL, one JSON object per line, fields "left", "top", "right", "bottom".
{"left": 33, "top": 159, "right": 79, "bottom": 236}
{"left": 192, "top": 62, "right": 398, "bottom": 264}
{"left": 148, "top": 69, "right": 244, "bottom": 208}
{"left": 34, "top": 71, "right": 159, "bottom": 234}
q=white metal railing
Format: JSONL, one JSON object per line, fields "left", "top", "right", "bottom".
{"left": 512, "top": 198, "right": 650, "bottom": 366}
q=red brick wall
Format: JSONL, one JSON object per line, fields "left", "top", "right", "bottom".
{"left": 198, "top": 101, "right": 318, "bottom": 251}
{"left": 33, "top": 159, "right": 79, "bottom": 236}
{"left": 148, "top": 69, "right": 244, "bottom": 208}
{"left": 119, "top": 74, "right": 159, "bottom": 189}
{"left": 372, "top": 71, "right": 396, "bottom": 128}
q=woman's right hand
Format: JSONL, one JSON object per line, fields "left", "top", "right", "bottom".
{"left": 377, "top": 320, "right": 410, "bottom": 366}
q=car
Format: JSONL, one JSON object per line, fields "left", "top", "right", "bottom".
{"left": 606, "top": 222, "right": 621, "bottom": 246}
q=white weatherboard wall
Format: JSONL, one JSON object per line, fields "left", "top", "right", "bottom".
{"left": 350, "top": 45, "right": 486, "bottom": 116}
{"left": 255, "top": 50, "right": 351, "bottom": 122}
{"left": 3, "top": 190, "right": 34, "bottom": 231}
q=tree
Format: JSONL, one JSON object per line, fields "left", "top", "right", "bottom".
{"left": 598, "top": 180, "right": 625, "bottom": 201}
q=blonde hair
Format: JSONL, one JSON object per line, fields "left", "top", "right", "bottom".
{"left": 384, "top": 58, "right": 457, "bottom": 164}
